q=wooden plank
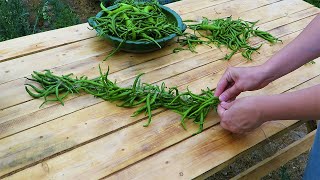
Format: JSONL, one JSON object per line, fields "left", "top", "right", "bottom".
{"left": 0, "top": 24, "right": 95, "bottom": 63}
{"left": 164, "top": 0, "right": 234, "bottom": 15}
{"left": 286, "top": 74, "right": 320, "bottom": 93}
{"left": 0, "top": 0, "right": 233, "bottom": 63}
{"left": 1, "top": 49, "right": 320, "bottom": 179}
{"left": 1, "top": 5, "right": 317, "bottom": 130}
{"left": 232, "top": 130, "right": 316, "bottom": 180}
{"left": 1, "top": 109, "right": 219, "bottom": 179}
{"left": 181, "top": 0, "right": 313, "bottom": 20}
{"left": 0, "top": 0, "right": 291, "bottom": 86}
{"left": 106, "top": 121, "right": 301, "bottom": 180}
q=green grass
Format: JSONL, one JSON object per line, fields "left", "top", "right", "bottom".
{"left": 34, "top": 0, "right": 80, "bottom": 32}
{"left": 304, "top": 0, "right": 320, "bottom": 7}
{"left": 0, "top": 0, "right": 80, "bottom": 42}
{"left": 0, "top": 0, "right": 31, "bottom": 41}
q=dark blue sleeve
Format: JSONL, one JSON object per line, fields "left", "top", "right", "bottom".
{"left": 303, "top": 128, "right": 320, "bottom": 180}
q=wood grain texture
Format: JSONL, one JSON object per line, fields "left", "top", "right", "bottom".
{"left": 0, "top": 24, "right": 95, "bottom": 63}
{"left": 1, "top": 9, "right": 319, "bottom": 178}
{"left": 107, "top": 121, "right": 300, "bottom": 180}
{"left": 0, "top": 0, "right": 319, "bottom": 179}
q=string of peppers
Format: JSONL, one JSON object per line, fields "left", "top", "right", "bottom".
{"left": 25, "top": 66, "right": 220, "bottom": 134}
{"left": 175, "top": 17, "right": 282, "bottom": 60}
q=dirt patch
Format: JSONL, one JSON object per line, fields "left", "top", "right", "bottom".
{"left": 25, "top": 0, "right": 101, "bottom": 24}
{"left": 63, "top": 0, "right": 101, "bottom": 22}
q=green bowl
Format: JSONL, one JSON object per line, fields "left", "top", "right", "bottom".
{"left": 88, "top": 4, "right": 186, "bottom": 53}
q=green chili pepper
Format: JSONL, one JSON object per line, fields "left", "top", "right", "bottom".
{"left": 177, "top": 17, "right": 281, "bottom": 60}
{"left": 90, "top": 0, "right": 181, "bottom": 60}
{"left": 25, "top": 65, "right": 221, "bottom": 134}
{"left": 100, "top": 2, "right": 111, "bottom": 14}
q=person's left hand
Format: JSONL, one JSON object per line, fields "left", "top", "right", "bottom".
{"left": 217, "top": 97, "right": 266, "bottom": 134}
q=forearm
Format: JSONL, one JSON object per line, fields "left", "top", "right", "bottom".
{"left": 261, "top": 14, "right": 320, "bottom": 81}
{"left": 256, "top": 85, "right": 320, "bottom": 121}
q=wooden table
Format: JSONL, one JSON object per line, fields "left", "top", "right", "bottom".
{"left": 0, "top": 0, "right": 319, "bottom": 179}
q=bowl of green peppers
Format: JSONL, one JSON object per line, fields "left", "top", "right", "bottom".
{"left": 88, "top": 1, "right": 186, "bottom": 53}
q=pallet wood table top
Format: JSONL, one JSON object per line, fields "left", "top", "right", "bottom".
{"left": 0, "top": 0, "right": 319, "bottom": 179}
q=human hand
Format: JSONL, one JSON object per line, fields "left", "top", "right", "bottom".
{"left": 217, "top": 97, "right": 266, "bottom": 134}
{"left": 214, "top": 66, "right": 273, "bottom": 102}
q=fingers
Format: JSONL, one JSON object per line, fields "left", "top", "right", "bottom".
{"left": 218, "top": 105, "right": 236, "bottom": 133}
{"left": 217, "top": 104, "right": 226, "bottom": 117}
{"left": 219, "top": 85, "right": 241, "bottom": 102}
{"left": 220, "top": 101, "right": 235, "bottom": 109}
{"left": 218, "top": 102, "right": 234, "bottom": 132}
{"left": 217, "top": 100, "right": 236, "bottom": 120}
{"left": 217, "top": 102, "right": 238, "bottom": 133}
{"left": 218, "top": 101, "right": 240, "bottom": 133}
{"left": 214, "top": 69, "right": 233, "bottom": 97}
{"left": 214, "top": 78, "right": 228, "bottom": 98}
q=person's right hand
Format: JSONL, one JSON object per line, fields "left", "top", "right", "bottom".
{"left": 214, "top": 65, "right": 274, "bottom": 102}
{"left": 217, "top": 96, "right": 266, "bottom": 134}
